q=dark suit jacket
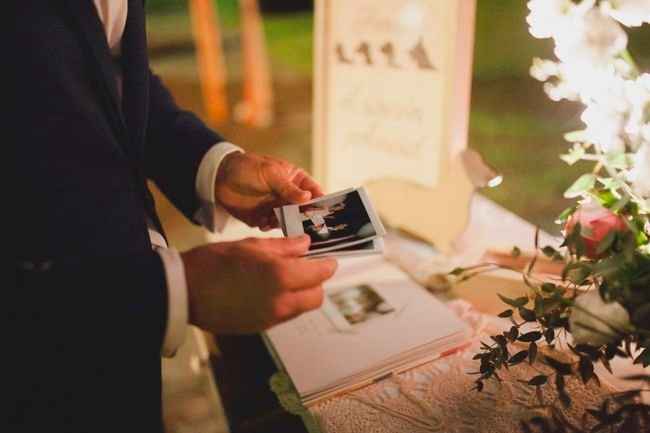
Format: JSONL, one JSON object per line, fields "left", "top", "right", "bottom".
{"left": 8, "top": 1, "right": 223, "bottom": 431}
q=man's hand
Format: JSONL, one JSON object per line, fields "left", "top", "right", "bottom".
{"left": 215, "top": 152, "right": 323, "bottom": 229}
{"left": 181, "top": 235, "right": 337, "bottom": 334}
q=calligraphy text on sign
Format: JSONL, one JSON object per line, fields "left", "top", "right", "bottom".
{"left": 336, "top": 83, "right": 428, "bottom": 159}
{"left": 331, "top": 36, "right": 440, "bottom": 162}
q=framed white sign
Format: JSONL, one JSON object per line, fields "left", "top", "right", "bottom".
{"left": 313, "top": 0, "right": 477, "bottom": 251}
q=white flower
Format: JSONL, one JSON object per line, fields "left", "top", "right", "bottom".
{"left": 643, "top": 124, "right": 650, "bottom": 142}
{"left": 533, "top": 60, "right": 613, "bottom": 102}
{"left": 569, "top": 290, "right": 630, "bottom": 346}
{"left": 624, "top": 74, "right": 650, "bottom": 148}
{"left": 602, "top": 0, "right": 650, "bottom": 27}
{"left": 530, "top": 57, "right": 560, "bottom": 82}
{"left": 575, "top": 65, "right": 629, "bottom": 108}
{"left": 581, "top": 104, "right": 627, "bottom": 153}
{"left": 628, "top": 143, "right": 650, "bottom": 196}
{"left": 544, "top": 80, "right": 579, "bottom": 101}
{"left": 554, "top": 8, "right": 628, "bottom": 67}
{"left": 527, "top": 0, "right": 578, "bottom": 39}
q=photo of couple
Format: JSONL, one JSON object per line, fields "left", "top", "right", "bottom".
{"left": 278, "top": 187, "right": 385, "bottom": 256}
{"left": 299, "top": 189, "right": 375, "bottom": 247}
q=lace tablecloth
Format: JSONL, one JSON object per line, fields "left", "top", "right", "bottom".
{"left": 270, "top": 300, "right": 614, "bottom": 433}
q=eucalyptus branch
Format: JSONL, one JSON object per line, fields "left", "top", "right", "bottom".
{"left": 589, "top": 143, "right": 647, "bottom": 209}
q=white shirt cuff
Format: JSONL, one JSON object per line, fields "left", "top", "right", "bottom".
{"left": 156, "top": 247, "right": 188, "bottom": 357}
{"left": 194, "top": 142, "right": 244, "bottom": 233}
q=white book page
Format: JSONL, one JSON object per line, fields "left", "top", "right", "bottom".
{"left": 265, "top": 256, "right": 467, "bottom": 397}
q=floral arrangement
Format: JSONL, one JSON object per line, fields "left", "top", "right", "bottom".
{"left": 457, "top": 1, "right": 650, "bottom": 431}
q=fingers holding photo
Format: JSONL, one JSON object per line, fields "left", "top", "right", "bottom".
{"left": 291, "top": 169, "right": 324, "bottom": 200}
{"left": 265, "top": 161, "right": 312, "bottom": 204}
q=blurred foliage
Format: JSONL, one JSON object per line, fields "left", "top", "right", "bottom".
{"left": 146, "top": 0, "right": 239, "bottom": 22}
{"left": 145, "top": 0, "right": 650, "bottom": 80}
{"left": 145, "top": 0, "right": 185, "bottom": 13}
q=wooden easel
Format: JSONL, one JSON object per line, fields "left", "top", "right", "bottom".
{"left": 235, "top": 0, "right": 274, "bottom": 128}
{"left": 188, "top": 0, "right": 274, "bottom": 128}
{"left": 188, "top": 0, "right": 229, "bottom": 125}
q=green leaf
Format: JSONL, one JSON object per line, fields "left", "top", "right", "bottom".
{"left": 507, "top": 326, "right": 519, "bottom": 341}
{"left": 592, "top": 188, "right": 620, "bottom": 207}
{"left": 498, "top": 309, "right": 513, "bottom": 318}
{"left": 508, "top": 350, "right": 528, "bottom": 366}
{"left": 634, "top": 348, "right": 650, "bottom": 367}
{"left": 556, "top": 206, "right": 577, "bottom": 224}
{"left": 519, "top": 307, "right": 537, "bottom": 322}
{"left": 591, "top": 254, "right": 627, "bottom": 278}
{"left": 574, "top": 344, "right": 599, "bottom": 359}
{"left": 449, "top": 267, "right": 465, "bottom": 276}
{"left": 541, "top": 282, "right": 557, "bottom": 293}
{"left": 534, "top": 295, "right": 544, "bottom": 317}
{"left": 604, "top": 152, "right": 630, "bottom": 170}
{"left": 578, "top": 356, "right": 595, "bottom": 384}
{"left": 545, "top": 356, "right": 573, "bottom": 375}
{"left": 528, "top": 342, "right": 538, "bottom": 364}
{"left": 498, "top": 294, "right": 529, "bottom": 308}
{"left": 555, "top": 374, "right": 571, "bottom": 408}
{"left": 560, "top": 144, "right": 587, "bottom": 165}
{"left": 563, "top": 130, "right": 588, "bottom": 143}
{"left": 518, "top": 331, "right": 542, "bottom": 342}
{"left": 563, "top": 262, "right": 592, "bottom": 285}
{"left": 632, "top": 303, "right": 650, "bottom": 327}
{"left": 491, "top": 335, "right": 507, "bottom": 348}
{"left": 528, "top": 375, "right": 548, "bottom": 386}
{"left": 544, "top": 328, "right": 555, "bottom": 345}
{"left": 609, "top": 195, "right": 630, "bottom": 213}
{"left": 595, "top": 230, "right": 618, "bottom": 255}
{"left": 564, "top": 174, "right": 596, "bottom": 199}
{"left": 541, "top": 246, "right": 557, "bottom": 258}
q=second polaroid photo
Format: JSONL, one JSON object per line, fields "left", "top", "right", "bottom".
{"left": 281, "top": 187, "right": 386, "bottom": 256}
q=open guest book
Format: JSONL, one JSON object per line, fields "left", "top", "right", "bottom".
{"left": 264, "top": 255, "right": 470, "bottom": 406}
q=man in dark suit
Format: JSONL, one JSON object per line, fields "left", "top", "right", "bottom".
{"left": 8, "top": 2, "right": 336, "bottom": 432}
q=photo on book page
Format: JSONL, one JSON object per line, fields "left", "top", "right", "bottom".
{"left": 329, "top": 284, "right": 395, "bottom": 326}
{"left": 282, "top": 187, "right": 385, "bottom": 256}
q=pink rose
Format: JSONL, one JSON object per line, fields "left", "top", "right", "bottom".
{"left": 565, "top": 201, "right": 628, "bottom": 258}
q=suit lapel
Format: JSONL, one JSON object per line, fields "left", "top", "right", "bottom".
{"left": 62, "top": 0, "right": 128, "bottom": 147}
{"left": 120, "top": 0, "right": 150, "bottom": 162}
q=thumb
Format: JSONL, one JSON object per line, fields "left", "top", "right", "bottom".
{"left": 267, "top": 168, "right": 312, "bottom": 204}
{"left": 265, "top": 235, "right": 311, "bottom": 257}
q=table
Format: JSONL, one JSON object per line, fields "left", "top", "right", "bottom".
{"left": 209, "top": 195, "right": 559, "bottom": 433}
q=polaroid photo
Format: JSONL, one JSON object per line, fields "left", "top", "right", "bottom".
{"left": 273, "top": 207, "right": 286, "bottom": 234}
{"left": 281, "top": 187, "right": 386, "bottom": 256}
{"left": 274, "top": 188, "right": 354, "bottom": 237}
{"left": 308, "top": 238, "right": 384, "bottom": 259}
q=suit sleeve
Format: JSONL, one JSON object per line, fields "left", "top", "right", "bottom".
{"left": 144, "top": 71, "right": 225, "bottom": 220}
